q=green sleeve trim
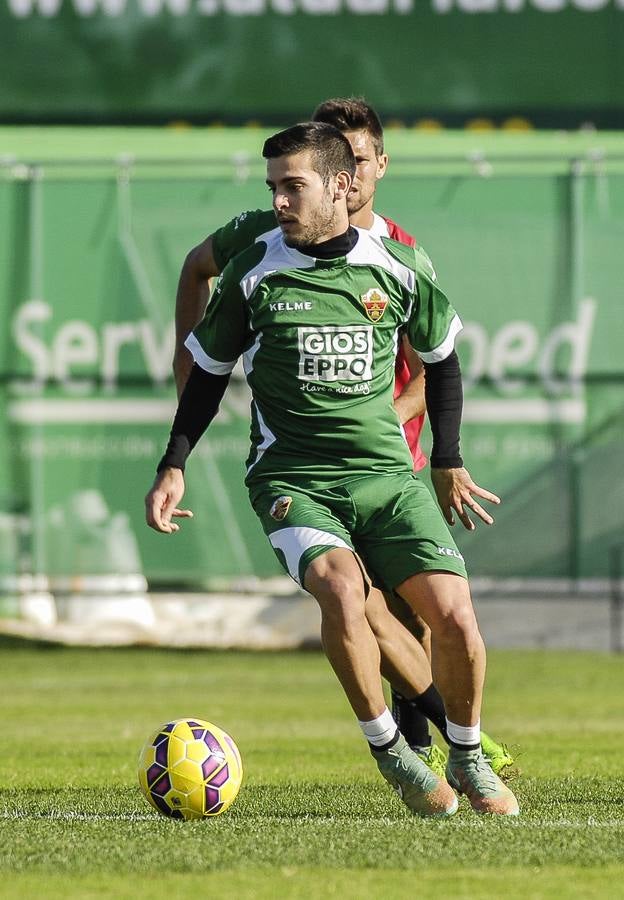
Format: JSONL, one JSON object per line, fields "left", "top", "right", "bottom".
{"left": 380, "top": 236, "right": 438, "bottom": 283}
{"left": 380, "top": 235, "right": 418, "bottom": 271}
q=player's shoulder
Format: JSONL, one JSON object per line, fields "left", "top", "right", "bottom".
{"left": 219, "top": 238, "right": 270, "bottom": 286}
{"left": 380, "top": 236, "right": 437, "bottom": 282}
{"left": 225, "top": 208, "right": 277, "bottom": 237}
{"left": 380, "top": 215, "right": 417, "bottom": 248}
{"left": 212, "top": 208, "right": 278, "bottom": 271}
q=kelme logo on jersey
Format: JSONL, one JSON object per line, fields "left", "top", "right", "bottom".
{"left": 437, "top": 546, "right": 464, "bottom": 562}
{"left": 297, "top": 325, "right": 373, "bottom": 383}
{"left": 360, "top": 288, "right": 389, "bottom": 323}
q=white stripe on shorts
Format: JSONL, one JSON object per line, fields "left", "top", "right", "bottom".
{"left": 269, "top": 527, "right": 351, "bottom": 585}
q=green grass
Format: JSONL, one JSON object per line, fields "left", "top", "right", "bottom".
{"left": 0, "top": 644, "right": 623, "bottom": 898}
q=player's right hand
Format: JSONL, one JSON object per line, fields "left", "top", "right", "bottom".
{"left": 145, "top": 467, "right": 193, "bottom": 534}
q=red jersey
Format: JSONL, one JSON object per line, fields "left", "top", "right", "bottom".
{"left": 370, "top": 214, "right": 427, "bottom": 472}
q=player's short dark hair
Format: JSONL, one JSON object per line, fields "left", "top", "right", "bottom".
{"left": 262, "top": 122, "right": 356, "bottom": 184}
{"left": 312, "top": 97, "right": 384, "bottom": 156}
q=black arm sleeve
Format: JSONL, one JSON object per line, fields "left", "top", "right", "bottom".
{"left": 157, "top": 364, "right": 231, "bottom": 472}
{"left": 423, "top": 350, "right": 463, "bottom": 469}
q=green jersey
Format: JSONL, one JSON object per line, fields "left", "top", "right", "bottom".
{"left": 187, "top": 226, "right": 461, "bottom": 490}
{"left": 211, "top": 209, "right": 277, "bottom": 272}
{"left": 212, "top": 207, "right": 432, "bottom": 275}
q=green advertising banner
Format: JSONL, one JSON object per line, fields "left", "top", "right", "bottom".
{"left": 380, "top": 170, "right": 624, "bottom": 579}
{"left": 1, "top": 160, "right": 623, "bottom": 591}
{"left": 0, "top": 3, "right": 623, "bottom": 123}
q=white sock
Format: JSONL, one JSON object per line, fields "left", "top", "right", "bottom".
{"left": 358, "top": 707, "right": 398, "bottom": 747}
{"left": 446, "top": 718, "right": 481, "bottom": 748}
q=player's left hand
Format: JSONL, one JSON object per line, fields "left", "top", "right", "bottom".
{"left": 430, "top": 467, "right": 500, "bottom": 531}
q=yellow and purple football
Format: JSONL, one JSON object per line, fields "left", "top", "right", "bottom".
{"left": 138, "top": 717, "right": 243, "bottom": 820}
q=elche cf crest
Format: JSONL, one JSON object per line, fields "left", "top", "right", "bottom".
{"left": 360, "top": 288, "right": 389, "bottom": 323}
{"left": 270, "top": 495, "right": 293, "bottom": 521}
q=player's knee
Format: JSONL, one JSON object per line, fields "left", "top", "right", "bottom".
{"left": 435, "top": 600, "right": 480, "bottom": 647}
{"left": 312, "top": 574, "right": 366, "bottom": 630}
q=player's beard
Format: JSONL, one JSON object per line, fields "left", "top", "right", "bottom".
{"left": 347, "top": 181, "right": 375, "bottom": 216}
{"left": 283, "top": 191, "right": 339, "bottom": 249}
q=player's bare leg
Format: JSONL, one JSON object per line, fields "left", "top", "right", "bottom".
{"left": 386, "top": 591, "right": 432, "bottom": 657}
{"left": 396, "top": 572, "right": 484, "bottom": 726}
{"left": 304, "top": 549, "right": 385, "bottom": 721}
{"left": 415, "top": 615, "right": 432, "bottom": 659}
{"left": 365, "top": 588, "right": 449, "bottom": 775}
{"left": 396, "top": 571, "right": 518, "bottom": 815}
{"left": 364, "top": 588, "right": 433, "bottom": 697}
{"left": 379, "top": 590, "right": 444, "bottom": 760}
{"left": 304, "top": 548, "right": 457, "bottom": 818}
{"left": 377, "top": 587, "right": 515, "bottom": 778}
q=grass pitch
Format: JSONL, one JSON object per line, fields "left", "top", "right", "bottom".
{"left": 0, "top": 643, "right": 622, "bottom": 899}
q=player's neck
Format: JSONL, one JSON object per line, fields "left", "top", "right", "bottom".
{"left": 348, "top": 203, "right": 375, "bottom": 230}
{"left": 297, "top": 226, "right": 359, "bottom": 259}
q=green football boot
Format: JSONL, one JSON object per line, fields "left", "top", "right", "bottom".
{"left": 414, "top": 742, "right": 448, "bottom": 780}
{"left": 446, "top": 746, "right": 519, "bottom": 816}
{"left": 481, "top": 731, "right": 517, "bottom": 779}
{"left": 375, "top": 735, "right": 458, "bottom": 819}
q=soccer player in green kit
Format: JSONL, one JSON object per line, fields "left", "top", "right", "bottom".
{"left": 172, "top": 98, "right": 514, "bottom": 781}
{"left": 147, "top": 123, "right": 519, "bottom": 817}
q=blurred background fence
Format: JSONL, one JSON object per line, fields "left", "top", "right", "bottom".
{"left": 1, "top": 137, "right": 623, "bottom": 645}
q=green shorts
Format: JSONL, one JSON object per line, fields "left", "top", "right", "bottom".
{"left": 250, "top": 472, "right": 467, "bottom": 592}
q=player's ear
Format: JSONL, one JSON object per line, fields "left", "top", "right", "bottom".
{"left": 376, "top": 153, "right": 389, "bottom": 181}
{"left": 334, "top": 170, "right": 352, "bottom": 201}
